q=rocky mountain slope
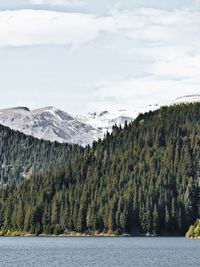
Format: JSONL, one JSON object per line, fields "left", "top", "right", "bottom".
{"left": 0, "top": 106, "right": 99, "bottom": 146}
{"left": 0, "top": 94, "right": 199, "bottom": 145}
{"left": 76, "top": 104, "right": 159, "bottom": 133}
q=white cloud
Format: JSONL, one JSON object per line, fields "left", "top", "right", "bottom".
{"left": 137, "top": 45, "right": 200, "bottom": 80}
{"left": 91, "top": 76, "right": 200, "bottom": 112}
{"left": 0, "top": 8, "right": 199, "bottom": 48}
{"left": 0, "top": 7, "right": 200, "bottom": 112}
{"left": 0, "top": 10, "right": 112, "bottom": 46}
{"left": 0, "top": 7, "right": 199, "bottom": 47}
{"left": 29, "top": 0, "right": 85, "bottom": 6}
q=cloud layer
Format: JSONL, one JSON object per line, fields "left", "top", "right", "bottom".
{"left": 0, "top": 10, "right": 105, "bottom": 46}
{"left": 0, "top": 8, "right": 199, "bottom": 47}
{"left": 29, "top": 0, "right": 85, "bottom": 6}
{"left": 91, "top": 77, "right": 200, "bottom": 112}
{"left": 0, "top": 7, "right": 199, "bottom": 112}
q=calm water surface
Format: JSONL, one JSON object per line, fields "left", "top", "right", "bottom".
{"left": 0, "top": 237, "right": 199, "bottom": 267}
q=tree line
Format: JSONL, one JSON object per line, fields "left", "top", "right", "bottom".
{"left": 0, "top": 124, "right": 82, "bottom": 185}
{"left": 0, "top": 103, "right": 200, "bottom": 235}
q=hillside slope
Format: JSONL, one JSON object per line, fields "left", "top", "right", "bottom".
{"left": 0, "top": 103, "right": 200, "bottom": 235}
{"left": 0, "top": 124, "right": 82, "bottom": 185}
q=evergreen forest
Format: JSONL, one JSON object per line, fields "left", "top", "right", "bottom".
{"left": 0, "top": 103, "right": 200, "bottom": 236}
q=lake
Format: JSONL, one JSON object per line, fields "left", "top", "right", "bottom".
{"left": 0, "top": 237, "right": 199, "bottom": 267}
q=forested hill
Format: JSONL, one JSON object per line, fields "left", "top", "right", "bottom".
{"left": 0, "top": 103, "right": 200, "bottom": 236}
{"left": 0, "top": 124, "right": 82, "bottom": 185}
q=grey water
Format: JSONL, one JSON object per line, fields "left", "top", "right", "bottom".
{"left": 0, "top": 237, "right": 199, "bottom": 267}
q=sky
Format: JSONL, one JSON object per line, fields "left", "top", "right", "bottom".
{"left": 0, "top": 0, "right": 200, "bottom": 114}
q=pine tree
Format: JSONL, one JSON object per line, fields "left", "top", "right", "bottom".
{"left": 153, "top": 205, "right": 159, "bottom": 234}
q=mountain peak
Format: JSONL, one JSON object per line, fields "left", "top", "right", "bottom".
{"left": 172, "top": 94, "right": 200, "bottom": 104}
{"left": 0, "top": 95, "right": 200, "bottom": 146}
{"left": 0, "top": 106, "right": 30, "bottom": 112}
{"left": 32, "top": 106, "right": 58, "bottom": 112}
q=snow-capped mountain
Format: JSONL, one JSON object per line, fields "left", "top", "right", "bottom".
{"left": 0, "top": 104, "right": 159, "bottom": 146}
{"left": 0, "top": 95, "right": 199, "bottom": 146}
{"left": 76, "top": 104, "right": 159, "bottom": 133}
{"left": 0, "top": 106, "right": 100, "bottom": 146}
{"left": 171, "top": 94, "right": 200, "bottom": 105}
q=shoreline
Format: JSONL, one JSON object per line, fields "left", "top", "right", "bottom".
{"left": 0, "top": 232, "right": 185, "bottom": 238}
{"left": 189, "top": 236, "right": 200, "bottom": 240}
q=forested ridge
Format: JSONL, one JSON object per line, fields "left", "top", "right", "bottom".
{"left": 0, "top": 124, "right": 82, "bottom": 184}
{"left": 0, "top": 103, "right": 200, "bottom": 236}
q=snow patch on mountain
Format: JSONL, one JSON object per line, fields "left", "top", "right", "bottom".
{"left": 76, "top": 104, "right": 159, "bottom": 133}
{"left": 0, "top": 106, "right": 100, "bottom": 146}
{"left": 0, "top": 95, "right": 199, "bottom": 146}
{"left": 171, "top": 94, "right": 200, "bottom": 105}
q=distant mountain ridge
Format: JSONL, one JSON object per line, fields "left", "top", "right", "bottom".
{"left": 0, "top": 94, "right": 199, "bottom": 145}
{"left": 0, "top": 106, "right": 99, "bottom": 146}
{"left": 0, "top": 105, "right": 159, "bottom": 145}
{"left": 172, "top": 94, "right": 200, "bottom": 104}
{"left": 76, "top": 104, "right": 159, "bottom": 133}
